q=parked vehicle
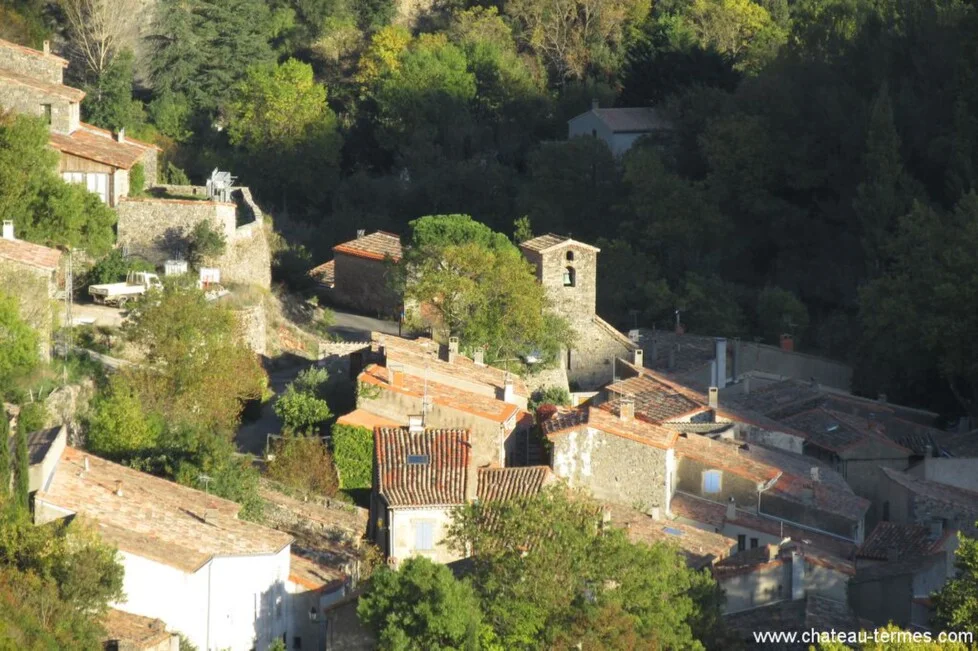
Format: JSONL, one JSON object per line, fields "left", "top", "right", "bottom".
{"left": 89, "top": 271, "right": 162, "bottom": 306}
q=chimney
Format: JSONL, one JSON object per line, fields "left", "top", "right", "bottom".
{"left": 675, "top": 322, "right": 685, "bottom": 336}
{"left": 503, "top": 374, "right": 515, "bottom": 404}
{"left": 708, "top": 387, "right": 718, "bottom": 409}
{"left": 668, "top": 347, "right": 676, "bottom": 370}
{"left": 115, "top": 127, "right": 125, "bottom": 143}
{"left": 473, "top": 348, "right": 485, "bottom": 366}
{"left": 633, "top": 348, "right": 644, "bottom": 367}
{"left": 114, "top": 480, "right": 123, "bottom": 497}
{"left": 83, "top": 456, "right": 90, "bottom": 472}
{"left": 648, "top": 506, "right": 661, "bottom": 521}
{"left": 43, "top": 40, "right": 50, "bottom": 55}
{"left": 710, "top": 360, "right": 717, "bottom": 387}
{"left": 714, "top": 338, "right": 727, "bottom": 389}
{"left": 877, "top": 393, "right": 887, "bottom": 404}
{"left": 1, "top": 220, "right": 13, "bottom": 240}
{"left": 356, "top": 229, "right": 366, "bottom": 239}
{"left": 447, "top": 336, "right": 459, "bottom": 363}
{"left": 591, "top": 98, "right": 599, "bottom": 110}
{"left": 204, "top": 509, "right": 217, "bottom": 524}
{"left": 619, "top": 395, "right": 635, "bottom": 421}
{"left": 386, "top": 363, "right": 402, "bottom": 386}
{"left": 408, "top": 414, "right": 424, "bottom": 434}
{"left": 780, "top": 333, "right": 794, "bottom": 352}
{"left": 726, "top": 497, "right": 736, "bottom": 521}
{"left": 743, "top": 375, "right": 751, "bottom": 395}
{"left": 810, "top": 467, "right": 821, "bottom": 483}
{"left": 790, "top": 551, "right": 805, "bottom": 601}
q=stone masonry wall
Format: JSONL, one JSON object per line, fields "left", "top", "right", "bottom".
{"left": 0, "top": 84, "right": 73, "bottom": 134}
{"left": 0, "top": 262, "right": 54, "bottom": 362}
{"left": 568, "top": 319, "right": 633, "bottom": 389}
{"left": 233, "top": 303, "right": 266, "bottom": 356}
{"left": 0, "top": 44, "right": 64, "bottom": 85}
{"left": 551, "top": 428, "right": 666, "bottom": 510}
{"left": 332, "top": 252, "right": 400, "bottom": 317}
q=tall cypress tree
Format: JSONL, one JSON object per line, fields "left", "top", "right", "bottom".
{"left": 0, "top": 413, "right": 10, "bottom": 502}
{"left": 13, "top": 420, "right": 29, "bottom": 512}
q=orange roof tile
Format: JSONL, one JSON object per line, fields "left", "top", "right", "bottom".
{"left": 477, "top": 466, "right": 555, "bottom": 502}
{"left": 336, "top": 408, "right": 402, "bottom": 430}
{"left": 605, "top": 374, "right": 707, "bottom": 423}
{"left": 541, "top": 405, "right": 679, "bottom": 450}
{"left": 374, "top": 427, "right": 470, "bottom": 507}
{"left": 519, "top": 233, "right": 600, "bottom": 254}
{"left": 289, "top": 553, "right": 346, "bottom": 592}
{"left": 36, "top": 448, "right": 293, "bottom": 573}
{"left": 359, "top": 364, "right": 523, "bottom": 424}
{"left": 0, "top": 68, "right": 83, "bottom": 101}
{"left": 334, "top": 231, "right": 402, "bottom": 262}
{"left": 0, "top": 235, "right": 61, "bottom": 270}
{"left": 48, "top": 123, "right": 154, "bottom": 169}
{"left": 605, "top": 502, "right": 734, "bottom": 569}
{"left": 308, "top": 259, "right": 335, "bottom": 286}
{"left": 102, "top": 609, "right": 173, "bottom": 648}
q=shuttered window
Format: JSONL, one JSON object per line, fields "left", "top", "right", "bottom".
{"left": 702, "top": 469, "right": 722, "bottom": 494}
{"left": 414, "top": 521, "right": 434, "bottom": 551}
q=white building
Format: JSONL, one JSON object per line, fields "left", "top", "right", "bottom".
{"left": 34, "top": 447, "right": 295, "bottom": 651}
{"left": 567, "top": 103, "right": 671, "bottom": 157}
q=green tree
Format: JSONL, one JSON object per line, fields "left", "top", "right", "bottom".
{"left": 267, "top": 434, "right": 338, "bottom": 496}
{"left": 86, "top": 378, "right": 164, "bottom": 460}
{"left": 755, "top": 286, "right": 809, "bottom": 346}
{"left": 358, "top": 556, "right": 485, "bottom": 650}
{"left": 274, "top": 367, "right": 333, "bottom": 434}
{"left": 186, "top": 220, "right": 227, "bottom": 269}
{"left": 932, "top": 530, "right": 978, "bottom": 636}
{"left": 447, "top": 487, "right": 713, "bottom": 649}
{"left": 528, "top": 386, "right": 571, "bottom": 413}
{"left": 85, "top": 249, "right": 155, "bottom": 285}
{"left": 15, "top": 402, "right": 46, "bottom": 435}
{"left": 0, "top": 412, "right": 10, "bottom": 502}
{"left": 82, "top": 49, "right": 147, "bottom": 134}
{"left": 332, "top": 423, "right": 373, "bottom": 491}
{"left": 0, "top": 292, "right": 39, "bottom": 394}
{"left": 684, "top": 0, "right": 786, "bottom": 73}
{"left": 12, "top": 422, "right": 30, "bottom": 511}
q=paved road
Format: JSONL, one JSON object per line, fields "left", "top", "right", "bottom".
{"left": 330, "top": 309, "right": 399, "bottom": 341}
{"left": 71, "top": 302, "right": 127, "bottom": 328}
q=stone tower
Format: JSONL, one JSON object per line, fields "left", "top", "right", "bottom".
{"left": 520, "top": 234, "right": 636, "bottom": 389}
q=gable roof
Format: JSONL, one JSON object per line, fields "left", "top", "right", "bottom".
{"left": 359, "top": 363, "right": 523, "bottom": 423}
{"left": 713, "top": 544, "right": 781, "bottom": 579}
{"left": 541, "top": 405, "right": 679, "bottom": 450}
{"left": 783, "top": 408, "right": 912, "bottom": 455}
{"left": 0, "top": 235, "right": 61, "bottom": 271}
{"left": 0, "top": 37, "right": 69, "bottom": 66}
{"left": 730, "top": 379, "right": 826, "bottom": 419}
{"left": 518, "top": 233, "right": 600, "bottom": 254}
{"left": 0, "top": 68, "right": 84, "bottom": 102}
{"left": 35, "top": 448, "right": 292, "bottom": 573}
{"left": 308, "top": 259, "right": 335, "bottom": 287}
{"left": 333, "top": 231, "right": 402, "bottom": 262}
{"left": 374, "top": 428, "right": 471, "bottom": 507}
{"left": 49, "top": 123, "right": 155, "bottom": 169}
{"left": 573, "top": 107, "right": 670, "bottom": 133}
{"left": 605, "top": 374, "right": 708, "bottom": 423}
{"left": 857, "top": 522, "right": 935, "bottom": 561}
{"left": 6, "top": 426, "right": 62, "bottom": 465}
{"left": 101, "top": 609, "right": 173, "bottom": 649}
{"left": 478, "top": 466, "right": 555, "bottom": 502}
{"left": 881, "top": 466, "right": 978, "bottom": 511}
{"left": 604, "top": 502, "right": 735, "bottom": 569}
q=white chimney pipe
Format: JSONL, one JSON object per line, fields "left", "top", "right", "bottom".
{"left": 709, "top": 387, "right": 719, "bottom": 409}
{"left": 408, "top": 414, "right": 424, "bottom": 433}
{"left": 633, "top": 349, "right": 644, "bottom": 367}
{"left": 473, "top": 348, "right": 485, "bottom": 366}
{"left": 503, "top": 374, "right": 515, "bottom": 404}
{"left": 1, "top": 221, "right": 13, "bottom": 240}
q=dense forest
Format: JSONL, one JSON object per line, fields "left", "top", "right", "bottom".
{"left": 3, "top": 0, "right": 978, "bottom": 421}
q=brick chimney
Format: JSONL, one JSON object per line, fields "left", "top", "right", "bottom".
{"left": 780, "top": 334, "right": 794, "bottom": 352}
{"left": 1, "top": 220, "right": 13, "bottom": 240}
{"left": 618, "top": 395, "right": 635, "bottom": 421}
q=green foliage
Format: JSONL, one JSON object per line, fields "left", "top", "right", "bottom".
{"left": 756, "top": 286, "right": 809, "bottom": 346}
{"left": 186, "top": 220, "right": 227, "bottom": 268}
{"left": 0, "top": 293, "right": 38, "bottom": 395}
{"left": 358, "top": 556, "right": 485, "bottom": 651}
{"left": 528, "top": 386, "right": 572, "bottom": 413}
{"left": 86, "top": 378, "right": 164, "bottom": 461}
{"left": 408, "top": 214, "right": 517, "bottom": 255}
{"left": 129, "top": 163, "right": 146, "bottom": 197}
{"left": 446, "top": 487, "right": 716, "bottom": 648}
{"left": 0, "top": 413, "right": 9, "bottom": 502}
{"left": 268, "top": 639, "right": 287, "bottom": 651}
{"left": 82, "top": 49, "right": 147, "bottom": 134}
{"left": 15, "top": 401, "right": 46, "bottom": 436}
{"left": 332, "top": 424, "right": 373, "bottom": 491}
{"left": 274, "top": 367, "right": 333, "bottom": 434}
{"left": 267, "top": 434, "right": 338, "bottom": 496}
{"left": 931, "top": 530, "right": 978, "bottom": 638}
{"left": 85, "top": 249, "right": 156, "bottom": 286}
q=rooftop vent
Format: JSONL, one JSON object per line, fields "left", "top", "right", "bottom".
{"left": 406, "top": 454, "right": 430, "bottom": 466}
{"left": 826, "top": 424, "right": 839, "bottom": 432}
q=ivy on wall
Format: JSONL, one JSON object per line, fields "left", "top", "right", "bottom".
{"left": 332, "top": 423, "right": 373, "bottom": 490}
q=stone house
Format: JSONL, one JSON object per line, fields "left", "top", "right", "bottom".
{"left": 0, "top": 221, "right": 62, "bottom": 361}
{"left": 0, "top": 38, "right": 158, "bottom": 206}
{"left": 849, "top": 521, "right": 958, "bottom": 630}
{"left": 723, "top": 594, "right": 862, "bottom": 647}
{"left": 520, "top": 233, "right": 637, "bottom": 390}
{"left": 101, "top": 609, "right": 180, "bottom": 651}
{"left": 369, "top": 426, "right": 554, "bottom": 566}
{"left": 567, "top": 103, "right": 672, "bottom": 157}
{"left": 356, "top": 363, "right": 532, "bottom": 467}
{"left": 3, "top": 423, "right": 65, "bottom": 495}
{"left": 33, "top": 446, "right": 313, "bottom": 651}
{"left": 713, "top": 541, "right": 853, "bottom": 614}
{"left": 876, "top": 466, "right": 978, "bottom": 539}
{"left": 311, "top": 231, "right": 402, "bottom": 317}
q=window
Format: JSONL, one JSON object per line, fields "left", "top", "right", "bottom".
{"left": 414, "top": 520, "right": 435, "bottom": 551}
{"left": 406, "top": 454, "right": 430, "bottom": 465}
{"left": 750, "top": 538, "right": 758, "bottom": 549}
{"left": 737, "top": 535, "right": 746, "bottom": 551}
{"left": 41, "top": 104, "right": 51, "bottom": 124}
{"left": 566, "top": 250, "right": 575, "bottom": 261}
{"left": 702, "top": 470, "right": 722, "bottom": 494}
{"left": 563, "top": 266, "right": 576, "bottom": 287}
{"left": 86, "top": 172, "right": 108, "bottom": 204}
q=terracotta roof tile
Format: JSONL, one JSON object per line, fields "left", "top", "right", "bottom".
{"left": 605, "top": 502, "right": 735, "bottom": 569}
{"left": 35, "top": 448, "right": 293, "bottom": 573}
{"left": 857, "top": 522, "right": 934, "bottom": 561}
{"left": 0, "top": 235, "right": 61, "bottom": 270}
{"left": 359, "top": 363, "right": 523, "bottom": 423}
{"left": 669, "top": 491, "right": 727, "bottom": 529}
{"left": 289, "top": 553, "right": 346, "bottom": 592}
{"left": 477, "top": 466, "right": 555, "bottom": 502}
{"left": 333, "top": 231, "right": 402, "bottom": 262}
{"left": 713, "top": 545, "right": 781, "bottom": 578}
{"left": 374, "top": 427, "right": 470, "bottom": 507}
{"left": 336, "top": 408, "right": 401, "bottom": 430}
{"left": 881, "top": 467, "right": 978, "bottom": 511}
{"left": 727, "top": 379, "right": 826, "bottom": 419}
{"left": 308, "top": 259, "right": 335, "bottom": 287}
{"left": 605, "top": 374, "right": 707, "bottom": 423}
{"left": 542, "top": 405, "right": 679, "bottom": 450}
{"left": 0, "top": 37, "right": 69, "bottom": 65}
{"left": 101, "top": 609, "right": 173, "bottom": 648}
{"left": 48, "top": 123, "right": 154, "bottom": 169}
{"left": 519, "top": 233, "right": 601, "bottom": 254}
{"left": 0, "top": 68, "right": 84, "bottom": 101}
{"left": 782, "top": 408, "right": 911, "bottom": 454}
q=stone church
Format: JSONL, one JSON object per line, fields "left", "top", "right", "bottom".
{"left": 520, "top": 234, "right": 637, "bottom": 390}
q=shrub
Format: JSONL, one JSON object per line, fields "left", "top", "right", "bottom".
{"left": 267, "top": 434, "right": 338, "bottom": 496}
{"left": 85, "top": 249, "right": 155, "bottom": 285}
{"left": 187, "top": 220, "right": 227, "bottom": 269}
{"left": 528, "top": 385, "right": 571, "bottom": 412}
{"left": 16, "top": 401, "right": 47, "bottom": 434}
{"left": 129, "top": 162, "right": 146, "bottom": 195}
{"left": 332, "top": 423, "right": 373, "bottom": 490}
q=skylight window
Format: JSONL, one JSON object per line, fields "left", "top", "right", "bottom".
{"left": 406, "top": 454, "right": 430, "bottom": 465}
{"left": 663, "top": 527, "right": 684, "bottom": 537}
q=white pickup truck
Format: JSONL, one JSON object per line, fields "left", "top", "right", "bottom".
{"left": 89, "top": 271, "right": 162, "bottom": 306}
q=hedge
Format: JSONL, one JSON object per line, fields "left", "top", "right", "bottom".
{"left": 332, "top": 423, "right": 373, "bottom": 490}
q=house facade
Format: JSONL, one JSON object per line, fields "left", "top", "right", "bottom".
{"left": 0, "top": 221, "right": 62, "bottom": 361}
{"left": 310, "top": 231, "right": 403, "bottom": 317}
{"left": 567, "top": 104, "right": 671, "bottom": 157}
{"left": 520, "top": 234, "right": 637, "bottom": 390}
{"left": 0, "top": 38, "right": 158, "bottom": 206}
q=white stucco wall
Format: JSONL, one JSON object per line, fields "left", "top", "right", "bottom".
{"left": 389, "top": 506, "right": 461, "bottom": 567}
{"left": 567, "top": 112, "right": 647, "bottom": 157}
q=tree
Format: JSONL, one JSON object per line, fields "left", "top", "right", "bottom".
{"left": 932, "top": 530, "right": 978, "bottom": 636}
{"left": 0, "top": 292, "right": 39, "bottom": 394}
{"left": 59, "top": 0, "right": 141, "bottom": 84}
{"left": 755, "top": 286, "right": 809, "bottom": 346}
{"left": 528, "top": 386, "right": 571, "bottom": 413}
{"left": 85, "top": 249, "right": 155, "bottom": 286}
{"left": 186, "top": 220, "right": 227, "bottom": 269}
{"left": 81, "top": 49, "right": 146, "bottom": 134}
{"left": 267, "top": 434, "right": 338, "bottom": 496}
{"left": 86, "top": 378, "right": 163, "bottom": 460}
{"left": 0, "top": 412, "right": 10, "bottom": 502}
{"left": 12, "top": 422, "right": 30, "bottom": 511}
{"left": 684, "top": 0, "right": 786, "bottom": 73}
{"left": 273, "top": 367, "right": 332, "bottom": 434}
{"left": 332, "top": 423, "right": 373, "bottom": 492}
{"left": 358, "top": 556, "right": 485, "bottom": 650}
{"left": 446, "top": 487, "right": 714, "bottom": 648}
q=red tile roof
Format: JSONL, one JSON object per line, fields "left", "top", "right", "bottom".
{"left": 857, "top": 522, "right": 934, "bottom": 561}
{"left": 674, "top": 435, "right": 781, "bottom": 484}
{"left": 478, "top": 466, "right": 555, "bottom": 502}
{"left": 0, "top": 235, "right": 61, "bottom": 270}
{"left": 289, "top": 553, "right": 346, "bottom": 592}
{"left": 713, "top": 545, "right": 781, "bottom": 578}
{"left": 333, "top": 231, "right": 402, "bottom": 262}
{"left": 605, "top": 374, "right": 707, "bottom": 423}
{"left": 0, "top": 68, "right": 84, "bottom": 101}
{"left": 541, "top": 405, "right": 679, "bottom": 450}
{"left": 519, "top": 233, "right": 600, "bottom": 254}
{"left": 48, "top": 123, "right": 154, "bottom": 169}
{"left": 336, "top": 408, "right": 401, "bottom": 430}
{"left": 359, "top": 363, "right": 523, "bottom": 424}
{"left": 783, "top": 407, "right": 911, "bottom": 455}
{"left": 308, "top": 259, "right": 335, "bottom": 287}
{"left": 35, "top": 448, "right": 293, "bottom": 573}
{"left": 0, "top": 37, "right": 69, "bottom": 66}
{"left": 374, "top": 428, "right": 471, "bottom": 507}
{"left": 669, "top": 491, "right": 727, "bottom": 529}
{"left": 605, "top": 503, "right": 735, "bottom": 569}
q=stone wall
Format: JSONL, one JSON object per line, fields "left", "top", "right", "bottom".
{"left": 233, "top": 303, "right": 267, "bottom": 356}
{"left": 566, "top": 317, "right": 634, "bottom": 389}
{"left": 116, "top": 186, "right": 271, "bottom": 289}
{"left": 0, "top": 83, "right": 73, "bottom": 134}
{"left": 331, "top": 252, "right": 400, "bottom": 317}
{"left": 0, "top": 43, "right": 64, "bottom": 85}
{"left": 0, "top": 262, "right": 55, "bottom": 362}
{"left": 550, "top": 428, "right": 667, "bottom": 511}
